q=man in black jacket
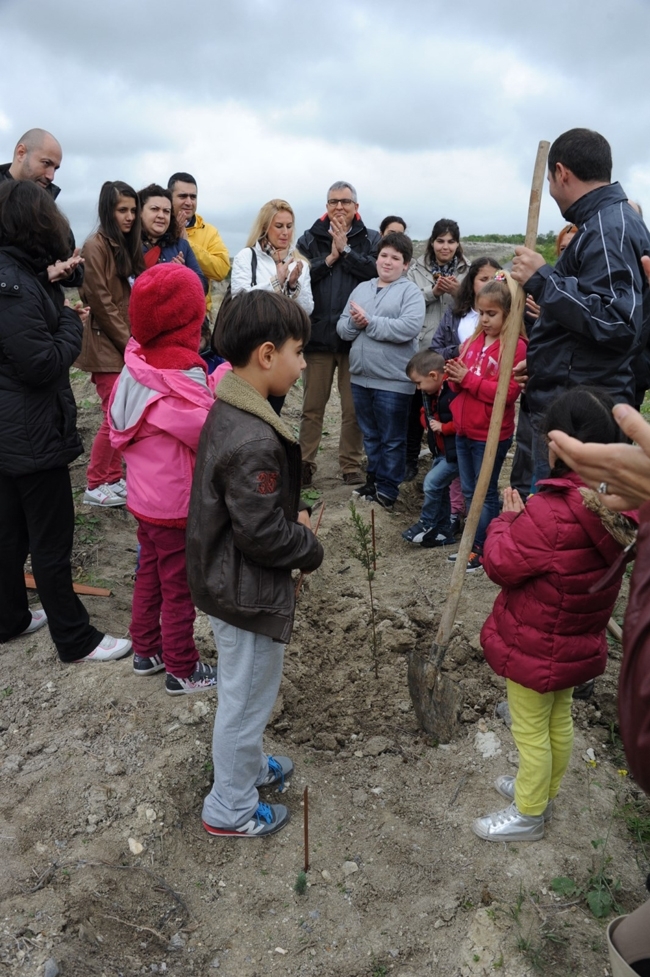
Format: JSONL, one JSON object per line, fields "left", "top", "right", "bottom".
{"left": 0, "top": 128, "right": 83, "bottom": 287}
{"left": 512, "top": 128, "right": 650, "bottom": 483}
{"left": 297, "top": 181, "right": 380, "bottom": 486}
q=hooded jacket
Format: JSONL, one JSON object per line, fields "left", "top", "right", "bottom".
{"left": 480, "top": 472, "right": 636, "bottom": 693}
{"left": 186, "top": 371, "right": 324, "bottom": 643}
{"left": 449, "top": 334, "right": 527, "bottom": 441}
{"left": 525, "top": 183, "right": 650, "bottom": 414}
{"left": 297, "top": 215, "right": 381, "bottom": 353}
{"left": 108, "top": 340, "right": 225, "bottom": 525}
{"left": 407, "top": 254, "right": 469, "bottom": 350}
{"left": 336, "top": 276, "right": 425, "bottom": 395}
{"left": 0, "top": 247, "right": 84, "bottom": 476}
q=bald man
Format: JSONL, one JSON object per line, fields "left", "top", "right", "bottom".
{"left": 1, "top": 128, "right": 82, "bottom": 286}
{"left": 0, "top": 128, "right": 63, "bottom": 198}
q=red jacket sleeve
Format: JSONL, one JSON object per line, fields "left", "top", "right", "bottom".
{"left": 482, "top": 498, "right": 558, "bottom": 587}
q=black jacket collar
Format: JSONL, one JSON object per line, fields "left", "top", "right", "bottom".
{"left": 564, "top": 181, "right": 627, "bottom": 224}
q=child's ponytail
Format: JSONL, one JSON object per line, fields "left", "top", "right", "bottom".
{"left": 459, "top": 270, "right": 526, "bottom": 361}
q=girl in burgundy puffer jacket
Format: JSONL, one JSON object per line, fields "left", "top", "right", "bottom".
{"left": 472, "top": 387, "right": 636, "bottom": 843}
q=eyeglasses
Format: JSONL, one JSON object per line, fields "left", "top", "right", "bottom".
{"left": 327, "top": 198, "right": 355, "bottom": 206}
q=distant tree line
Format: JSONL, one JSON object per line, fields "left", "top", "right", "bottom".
{"left": 463, "top": 232, "right": 558, "bottom": 265}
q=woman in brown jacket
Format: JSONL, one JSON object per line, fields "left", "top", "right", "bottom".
{"left": 77, "top": 181, "right": 144, "bottom": 506}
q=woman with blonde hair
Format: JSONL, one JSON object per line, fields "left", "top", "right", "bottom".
{"left": 231, "top": 199, "right": 313, "bottom": 412}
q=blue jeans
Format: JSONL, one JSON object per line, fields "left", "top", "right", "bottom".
{"left": 455, "top": 436, "right": 512, "bottom": 550}
{"left": 420, "top": 454, "right": 459, "bottom": 533}
{"left": 351, "top": 384, "right": 412, "bottom": 501}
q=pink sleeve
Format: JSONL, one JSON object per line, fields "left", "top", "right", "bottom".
{"left": 208, "top": 360, "right": 233, "bottom": 396}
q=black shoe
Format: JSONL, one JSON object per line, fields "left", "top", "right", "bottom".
{"left": 367, "top": 492, "right": 395, "bottom": 512}
{"left": 352, "top": 477, "right": 376, "bottom": 498}
{"left": 420, "top": 529, "right": 456, "bottom": 548}
{"left": 301, "top": 463, "right": 313, "bottom": 488}
{"left": 449, "top": 514, "right": 464, "bottom": 537}
{"left": 133, "top": 652, "right": 165, "bottom": 675}
{"left": 573, "top": 679, "right": 595, "bottom": 700}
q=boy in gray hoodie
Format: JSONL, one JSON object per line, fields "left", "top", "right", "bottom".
{"left": 337, "top": 232, "right": 425, "bottom": 509}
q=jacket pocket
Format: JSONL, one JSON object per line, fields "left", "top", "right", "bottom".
{"left": 236, "top": 556, "right": 292, "bottom": 613}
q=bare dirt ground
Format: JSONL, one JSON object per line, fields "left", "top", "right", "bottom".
{"left": 2, "top": 371, "right": 650, "bottom": 977}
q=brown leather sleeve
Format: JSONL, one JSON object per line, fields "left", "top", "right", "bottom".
{"left": 80, "top": 235, "right": 130, "bottom": 353}
{"left": 620, "top": 500, "right": 650, "bottom": 794}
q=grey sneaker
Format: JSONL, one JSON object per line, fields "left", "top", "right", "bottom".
{"left": 83, "top": 484, "right": 126, "bottom": 507}
{"left": 494, "top": 776, "right": 553, "bottom": 821}
{"left": 165, "top": 661, "right": 218, "bottom": 695}
{"left": 202, "top": 802, "right": 289, "bottom": 838}
{"left": 258, "top": 755, "right": 294, "bottom": 790}
{"left": 20, "top": 608, "right": 48, "bottom": 635}
{"left": 472, "top": 802, "right": 544, "bottom": 842}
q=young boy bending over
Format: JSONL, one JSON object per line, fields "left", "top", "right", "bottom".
{"left": 187, "top": 290, "right": 324, "bottom": 838}
{"left": 401, "top": 350, "right": 459, "bottom": 547}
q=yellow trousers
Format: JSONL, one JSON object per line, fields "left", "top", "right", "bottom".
{"left": 507, "top": 679, "right": 574, "bottom": 816}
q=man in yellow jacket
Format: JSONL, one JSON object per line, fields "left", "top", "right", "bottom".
{"left": 168, "top": 171, "right": 230, "bottom": 316}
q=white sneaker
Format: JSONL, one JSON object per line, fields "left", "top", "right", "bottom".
{"left": 20, "top": 609, "right": 48, "bottom": 635}
{"left": 110, "top": 478, "right": 127, "bottom": 499}
{"left": 83, "top": 484, "right": 126, "bottom": 507}
{"left": 77, "top": 635, "right": 132, "bottom": 662}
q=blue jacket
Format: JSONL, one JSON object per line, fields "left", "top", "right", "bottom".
{"left": 144, "top": 239, "right": 208, "bottom": 294}
{"left": 337, "top": 276, "right": 425, "bottom": 394}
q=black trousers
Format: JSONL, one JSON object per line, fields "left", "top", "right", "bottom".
{"left": 0, "top": 467, "right": 103, "bottom": 661}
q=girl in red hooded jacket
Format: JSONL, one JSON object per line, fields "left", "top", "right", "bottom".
{"left": 472, "top": 387, "right": 636, "bottom": 843}
{"left": 446, "top": 272, "right": 527, "bottom": 571}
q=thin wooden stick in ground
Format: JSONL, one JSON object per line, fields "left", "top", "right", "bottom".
{"left": 303, "top": 786, "right": 309, "bottom": 873}
{"left": 294, "top": 502, "right": 325, "bottom": 597}
{"left": 371, "top": 508, "right": 376, "bottom": 571}
{"left": 408, "top": 139, "right": 550, "bottom": 742}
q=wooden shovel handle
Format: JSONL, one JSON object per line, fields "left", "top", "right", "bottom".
{"left": 432, "top": 140, "right": 550, "bottom": 668}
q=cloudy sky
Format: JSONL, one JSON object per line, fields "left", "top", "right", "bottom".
{"left": 2, "top": 0, "right": 649, "bottom": 255}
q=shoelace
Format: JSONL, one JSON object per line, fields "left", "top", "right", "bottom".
{"left": 254, "top": 803, "right": 273, "bottom": 825}
{"left": 267, "top": 756, "right": 284, "bottom": 790}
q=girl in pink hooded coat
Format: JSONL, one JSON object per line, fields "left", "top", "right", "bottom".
{"left": 473, "top": 387, "right": 636, "bottom": 843}
{"left": 109, "top": 263, "right": 230, "bottom": 695}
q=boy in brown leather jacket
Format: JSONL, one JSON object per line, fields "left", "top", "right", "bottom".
{"left": 187, "top": 290, "right": 324, "bottom": 837}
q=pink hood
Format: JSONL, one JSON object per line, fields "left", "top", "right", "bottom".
{"left": 108, "top": 339, "right": 231, "bottom": 522}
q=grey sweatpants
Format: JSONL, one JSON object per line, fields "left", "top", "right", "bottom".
{"left": 202, "top": 617, "right": 285, "bottom": 830}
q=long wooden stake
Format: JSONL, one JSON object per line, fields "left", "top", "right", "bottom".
{"left": 303, "top": 786, "right": 309, "bottom": 872}
{"left": 431, "top": 139, "right": 550, "bottom": 666}
{"left": 24, "top": 572, "right": 111, "bottom": 598}
{"left": 407, "top": 140, "right": 550, "bottom": 741}
{"left": 371, "top": 508, "right": 376, "bottom": 572}
{"left": 294, "top": 503, "right": 325, "bottom": 597}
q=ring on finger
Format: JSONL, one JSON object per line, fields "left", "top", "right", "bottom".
{"left": 597, "top": 481, "right": 608, "bottom": 495}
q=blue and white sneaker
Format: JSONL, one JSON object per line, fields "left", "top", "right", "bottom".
{"left": 401, "top": 522, "right": 430, "bottom": 544}
{"left": 203, "top": 802, "right": 290, "bottom": 838}
{"left": 133, "top": 653, "right": 165, "bottom": 676}
{"left": 258, "top": 755, "right": 294, "bottom": 790}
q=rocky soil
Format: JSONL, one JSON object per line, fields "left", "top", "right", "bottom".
{"left": 1, "top": 372, "right": 649, "bottom": 977}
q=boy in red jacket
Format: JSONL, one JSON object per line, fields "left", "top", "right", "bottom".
{"left": 473, "top": 387, "right": 636, "bottom": 842}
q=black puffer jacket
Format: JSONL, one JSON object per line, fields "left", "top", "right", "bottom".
{"left": 525, "top": 183, "right": 650, "bottom": 414}
{"left": 0, "top": 247, "right": 84, "bottom": 476}
{"left": 297, "top": 215, "right": 380, "bottom": 353}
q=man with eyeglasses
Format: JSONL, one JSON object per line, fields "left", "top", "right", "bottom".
{"left": 297, "top": 181, "right": 380, "bottom": 486}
